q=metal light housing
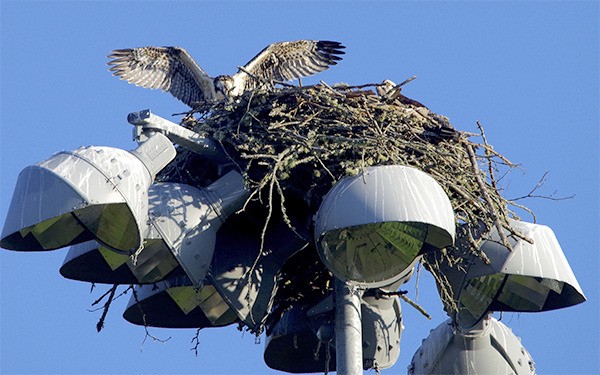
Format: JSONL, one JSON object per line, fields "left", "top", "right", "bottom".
{"left": 1, "top": 133, "right": 175, "bottom": 253}
{"left": 408, "top": 316, "right": 535, "bottom": 375}
{"left": 60, "top": 172, "right": 249, "bottom": 285}
{"left": 430, "top": 219, "right": 586, "bottom": 329}
{"left": 264, "top": 289, "right": 403, "bottom": 373}
{"left": 149, "top": 171, "right": 249, "bottom": 285}
{"left": 208, "top": 215, "right": 308, "bottom": 332}
{"left": 314, "top": 165, "right": 455, "bottom": 288}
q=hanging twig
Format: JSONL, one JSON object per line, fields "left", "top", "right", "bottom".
{"left": 131, "top": 286, "right": 171, "bottom": 350}
{"left": 95, "top": 284, "right": 117, "bottom": 332}
{"left": 190, "top": 328, "right": 201, "bottom": 357}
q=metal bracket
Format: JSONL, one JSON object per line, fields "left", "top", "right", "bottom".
{"left": 127, "top": 109, "right": 228, "bottom": 162}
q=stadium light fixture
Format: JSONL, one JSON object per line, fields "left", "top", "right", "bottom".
{"left": 119, "top": 213, "right": 305, "bottom": 331}
{"left": 0, "top": 132, "right": 176, "bottom": 253}
{"left": 0, "top": 109, "right": 228, "bottom": 255}
{"left": 408, "top": 315, "right": 535, "bottom": 374}
{"left": 60, "top": 172, "right": 248, "bottom": 285}
{"left": 429, "top": 219, "right": 586, "bottom": 329}
{"left": 123, "top": 214, "right": 308, "bottom": 331}
{"left": 314, "top": 165, "right": 455, "bottom": 288}
{"left": 149, "top": 172, "right": 250, "bottom": 286}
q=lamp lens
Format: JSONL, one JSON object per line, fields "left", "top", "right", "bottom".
{"left": 494, "top": 274, "right": 560, "bottom": 311}
{"left": 73, "top": 203, "right": 140, "bottom": 253}
{"left": 458, "top": 273, "right": 564, "bottom": 327}
{"left": 2, "top": 212, "right": 93, "bottom": 251}
{"left": 319, "top": 222, "right": 427, "bottom": 284}
{"left": 457, "top": 273, "right": 504, "bottom": 327}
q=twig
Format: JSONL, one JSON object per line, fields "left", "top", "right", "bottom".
{"left": 510, "top": 171, "right": 575, "bottom": 202}
{"left": 95, "top": 284, "right": 117, "bottom": 332}
{"left": 131, "top": 286, "right": 171, "bottom": 350}
{"left": 399, "top": 294, "right": 431, "bottom": 320}
{"left": 340, "top": 76, "right": 416, "bottom": 92}
{"left": 508, "top": 199, "right": 537, "bottom": 223}
{"left": 243, "top": 149, "right": 291, "bottom": 282}
{"left": 190, "top": 328, "right": 201, "bottom": 356}
{"left": 91, "top": 285, "right": 116, "bottom": 307}
{"left": 464, "top": 142, "right": 512, "bottom": 250}
{"left": 397, "top": 75, "right": 417, "bottom": 88}
{"left": 477, "top": 121, "right": 500, "bottom": 192}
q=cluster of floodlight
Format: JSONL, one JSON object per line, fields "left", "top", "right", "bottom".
{"left": 1, "top": 110, "right": 585, "bottom": 374}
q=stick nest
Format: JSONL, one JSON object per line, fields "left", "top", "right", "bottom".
{"left": 158, "top": 81, "right": 526, "bottom": 326}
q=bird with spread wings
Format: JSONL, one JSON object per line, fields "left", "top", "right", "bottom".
{"left": 107, "top": 40, "right": 345, "bottom": 107}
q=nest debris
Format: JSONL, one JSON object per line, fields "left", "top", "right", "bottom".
{"left": 158, "top": 80, "right": 529, "bottom": 325}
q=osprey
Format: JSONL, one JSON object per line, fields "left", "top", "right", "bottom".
{"left": 107, "top": 40, "right": 345, "bottom": 106}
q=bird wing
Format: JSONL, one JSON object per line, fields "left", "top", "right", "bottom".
{"left": 235, "top": 40, "right": 345, "bottom": 90}
{"left": 107, "top": 46, "right": 215, "bottom": 106}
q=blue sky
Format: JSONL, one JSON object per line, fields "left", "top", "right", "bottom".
{"left": 1, "top": 1, "right": 598, "bottom": 374}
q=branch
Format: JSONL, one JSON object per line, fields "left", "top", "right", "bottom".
{"left": 341, "top": 76, "right": 417, "bottom": 92}
{"left": 95, "top": 284, "right": 117, "bottom": 332}
{"left": 131, "top": 286, "right": 171, "bottom": 350}
{"left": 464, "top": 142, "right": 512, "bottom": 250}
{"left": 510, "top": 171, "right": 575, "bottom": 202}
{"left": 190, "top": 328, "right": 201, "bottom": 357}
{"left": 476, "top": 121, "right": 500, "bottom": 192}
{"left": 399, "top": 294, "right": 431, "bottom": 320}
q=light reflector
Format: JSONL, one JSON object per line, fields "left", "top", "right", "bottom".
{"left": 60, "top": 239, "right": 184, "bottom": 285}
{"left": 264, "top": 290, "right": 402, "bottom": 373}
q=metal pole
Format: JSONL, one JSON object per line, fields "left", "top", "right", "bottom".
{"left": 335, "top": 279, "right": 363, "bottom": 375}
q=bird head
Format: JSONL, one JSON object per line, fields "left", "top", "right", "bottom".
{"left": 214, "top": 75, "right": 235, "bottom": 99}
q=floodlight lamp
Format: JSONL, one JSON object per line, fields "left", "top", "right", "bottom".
{"left": 1, "top": 133, "right": 176, "bottom": 253}
{"left": 314, "top": 165, "right": 455, "bottom": 288}
{"left": 152, "top": 170, "right": 251, "bottom": 286}
{"left": 408, "top": 316, "right": 535, "bottom": 375}
{"left": 61, "top": 172, "right": 251, "bottom": 286}
{"left": 123, "top": 276, "right": 238, "bottom": 328}
{"left": 264, "top": 289, "right": 402, "bottom": 373}
{"left": 264, "top": 304, "right": 331, "bottom": 373}
{"left": 429, "top": 219, "right": 586, "bottom": 329}
{"left": 60, "top": 179, "right": 237, "bottom": 285}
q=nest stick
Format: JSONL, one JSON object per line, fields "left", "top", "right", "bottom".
{"left": 464, "top": 142, "right": 512, "bottom": 250}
